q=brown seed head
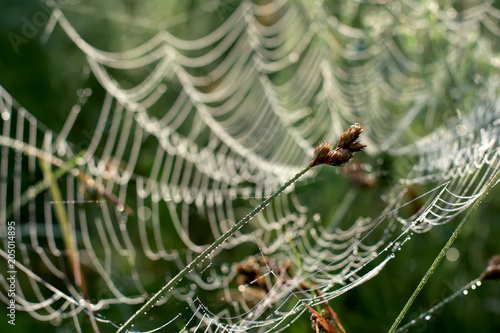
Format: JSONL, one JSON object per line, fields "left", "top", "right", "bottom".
{"left": 337, "top": 123, "right": 365, "bottom": 151}
{"left": 480, "top": 255, "right": 500, "bottom": 281}
{"left": 310, "top": 142, "right": 334, "bottom": 167}
{"left": 310, "top": 124, "right": 366, "bottom": 167}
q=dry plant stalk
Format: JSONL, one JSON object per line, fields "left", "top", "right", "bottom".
{"left": 305, "top": 289, "right": 346, "bottom": 333}
{"left": 306, "top": 302, "right": 341, "bottom": 333}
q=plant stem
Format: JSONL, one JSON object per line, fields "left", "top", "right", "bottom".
{"left": 117, "top": 165, "right": 312, "bottom": 332}
{"left": 287, "top": 236, "right": 321, "bottom": 312}
{"left": 39, "top": 155, "right": 88, "bottom": 298}
{"left": 388, "top": 169, "right": 500, "bottom": 333}
{"left": 6, "top": 150, "right": 85, "bottom": 220}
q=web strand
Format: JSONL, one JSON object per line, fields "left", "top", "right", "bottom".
{"left": 1, "top": 0, "right": 499, "bottom": 332}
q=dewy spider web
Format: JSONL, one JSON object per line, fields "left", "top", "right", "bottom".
{"left": 1, "top": 0, "right": 499, "bottom": 332}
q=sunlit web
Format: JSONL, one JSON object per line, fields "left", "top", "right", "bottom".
{"left": 1, "top": 0, "right": 500, "bottom": 332}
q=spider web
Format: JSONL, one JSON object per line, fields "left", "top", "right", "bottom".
{"left": 1, "top": 0, "right": 500, "bottom": 332}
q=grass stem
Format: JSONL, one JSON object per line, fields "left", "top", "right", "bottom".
{"left": 388, "top": 169, "right": 500, "bottom": 333}
{"left": 117, "top": 165, "right": 312, "bottom": 332}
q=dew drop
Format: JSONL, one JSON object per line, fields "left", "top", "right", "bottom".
{"left": 463, "top": 290, "right": 468, "bottom": 295}
{"left": 476, "top": 281, "right": 482, "bottom": 287}
{"left": 1, "top": 111, "right": 10, "bottom": 121}
{"left": 425, "top": 315, "right": 431, "bottom": 321}
{"left": 471, "top": 284, "right": 476, "bottom": 290}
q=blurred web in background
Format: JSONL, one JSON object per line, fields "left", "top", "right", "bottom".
{"left": 1, "top": 0, "right": 500, "bottom": 332}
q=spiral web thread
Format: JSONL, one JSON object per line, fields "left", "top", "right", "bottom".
{"left": 1, "top": 0, "right": 499, "bottom": 331}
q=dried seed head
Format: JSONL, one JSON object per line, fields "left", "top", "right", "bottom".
{"left": 337, "top": 123, "right": 366, "bottom": 151}
{"left": 480, "top": 255, "right": 500, "bottom": 281}
{"left": 310, "top": 124, "right": 366, "bottom": 167}
{"left": 328, "top": 148, "right": 354, "bottom": 167}
{"left": 310, "top": 142, "right": 334, "bottom": 167}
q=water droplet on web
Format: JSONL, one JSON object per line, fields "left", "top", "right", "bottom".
{"left": 158, "top": 84, "right": 167, "bottom": 93}
{"left": 50, "top": 316, "right": 63, "bottom": 326}
{"left": 463, "top": 290, "right": 468, "bottom": 295}
{"left": 476, "top": 281, "right": 482, "bottom": 287}
{"left": 471, "top": 284, "right": 476, "bottom": 290}
{"left": 137, "top": 206, "right": 152, "bottom": 220}
{"left": 456, "top": 124, "right": 467, "bottom": 136}
{"left": 425, "top": 315, "right": 431, "bottom": 320}
{"left": 117, "top": 203, "right": 125, "bottom": 213}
